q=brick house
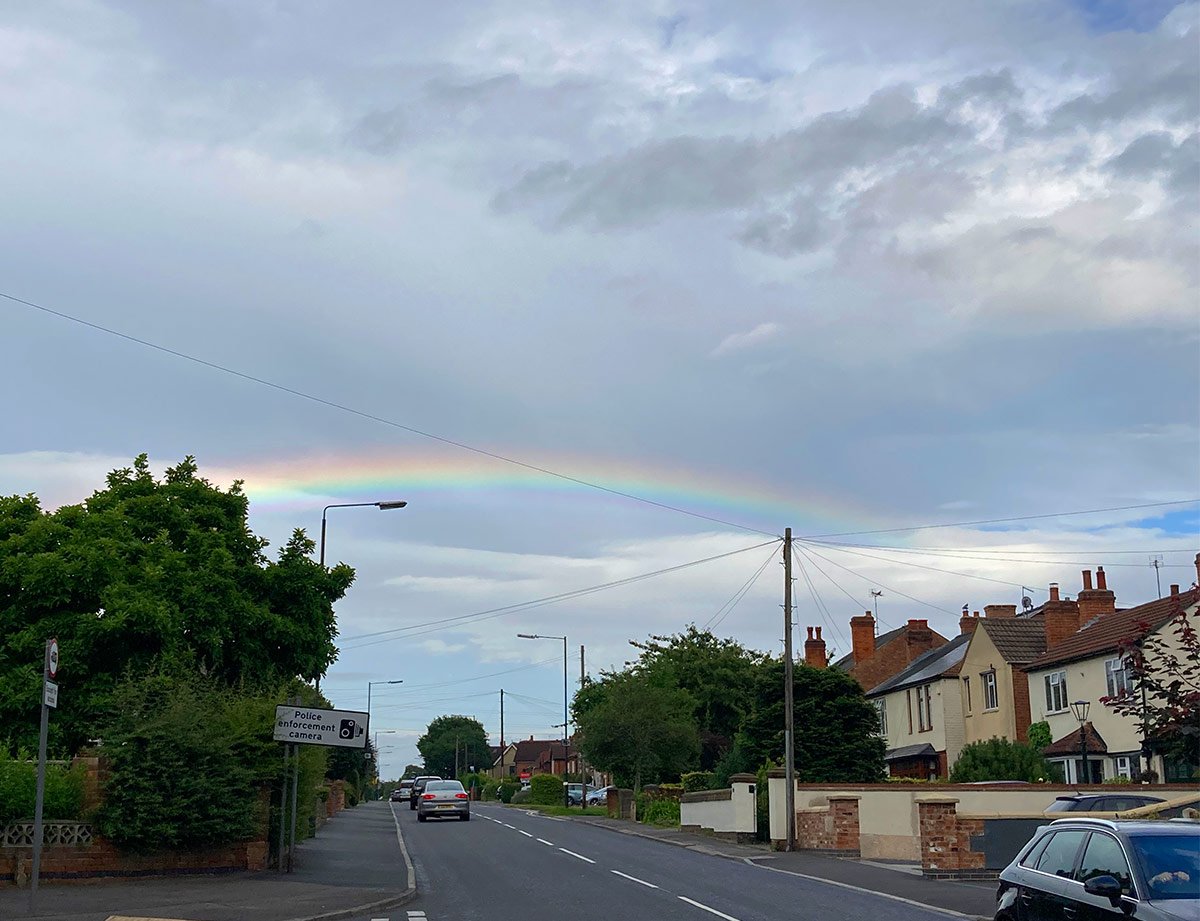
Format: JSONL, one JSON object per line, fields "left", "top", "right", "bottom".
{"left": 1025, "top": 562, "right": 1200, "bottom": 784}
{"left": 830, "top": 613, "right": 949, "bottom": 692}
{"left": 866, "top": 631, "right": 972, "bottom": 779}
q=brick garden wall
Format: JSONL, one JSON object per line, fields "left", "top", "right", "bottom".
{"left": 917, "top": 798, "right": 986, "bottom": 878}
{"left": 790, "top": 795, "right": 860, "bottom": 855}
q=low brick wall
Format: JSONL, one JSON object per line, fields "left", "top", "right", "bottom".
{"left": 791, "top": 795, "right": 860, "bottom": 855}
{"left": 0, "top": 836, "right": 268, "bottom": 887}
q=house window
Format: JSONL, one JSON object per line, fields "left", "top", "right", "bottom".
{"left": 906, "top": 689, "right": 913, "bottom": 733}
{"left": 916, "top": 684, "right": 933, "bottom": 731}
{"left": 1113, "top": 756, "right": 1132, "bottom": 780}
{"left": 982, "top": 670, "right": 998, "bottom": 710}
{"left": 875, "top": 700, "right": 887, "bottom": 735}
{"left": 963, "top": 676, "right": 972, "bottom": 713}
{"left": 1105, "top": 658, "right": 1131, "bottom": 698}
{"left": 1044, "top": 670, "right": 1069, "bottom": 713}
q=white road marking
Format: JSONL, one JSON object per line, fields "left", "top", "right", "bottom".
{"left": 611, "top": 869, "right": 659, "bottom": 889}
{"left": 678, "top": 896, "right": 741, "bottom": 921}
{"left": 744, "top": 858, "right": 975, "bottom": 919}
{"left": 519, "top": 830, "right": 534, "bottom": 837}
{"left": 536, "top": 838, "right": 555, "bottom": 846}
{"left": 558, "top": 847, "right": 596, "bottom": 864}
{"left": 502, "top": 823, "right": 516, "bottom": 829}
{"left": 387, "top": 803, "right": 417, "bottom": 894}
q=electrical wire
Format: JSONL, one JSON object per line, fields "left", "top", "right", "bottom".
{"left": 339, "top": 539, "right": 781, "bottom": 648}
{"left": 793, "top": 544, "right": 893, "bottom": 631}
{"left": 802, "top": 539, "right": 1047, "bottom": 592}
{"left": 798, "top": 543, "right": 958, "bottom": 616}
{"left": 703, "top": 545, "right": 780, "bottom": 630}
{"left": 799, "top": 499, "right": 1198, "bottom": 540}
{"left": 2, "top": 290, "right": 778, "bottom": 537}
{"left": 791, "top": 543, "right": 850, "bottom": 651}
{"left": 804, "top": 540, "right": 1198, "bottom": 568}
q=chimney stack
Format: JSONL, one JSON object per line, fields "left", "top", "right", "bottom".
{"left": 1043, "top": 582, "right": 1082, "bottom": 650}
{"left": 1077, "top": 566, "right": 1116, "bottom": 623}
{"left": 984, "top": 604, "right": 1017, "bottom": 619}
{"left": 904, "top": 618, "right": 934, "bottom": 662}
{"left": 804, "top": 626, "right": 828, "bottom": 668}
{"left": 960, "top": 610, "right": 981, "bottom": 635}
{"left": 850, "top": 612, "right": 876, "bottom": 664}
{"left": 1194, "top": 552, "right": 1199, "bottom": 586}
{"left": 1171, "top": 584, "right": 1180, "bottom": 597}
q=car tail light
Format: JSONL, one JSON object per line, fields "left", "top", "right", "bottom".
{"left": 454, "top": 793, "right": 468, "bottom": 799}
{"left": 422, "top": 793, "right": 436, "bottom": 800}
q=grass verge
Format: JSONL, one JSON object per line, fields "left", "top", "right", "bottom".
{"left": 509, "top": 803, "right": 609, "bottom": 817}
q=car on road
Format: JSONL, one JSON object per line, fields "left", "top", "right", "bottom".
{"left": 1044, "top": 792, "right": 1164, "bottom": 813}
{"left": 409, "top": 775, "right": 442, "bottom": 810}
{"left": 994, "top": 818, "right": 1199, "bottom": 921}
{"left": 390, "top": 780, "right": 414, "bottom": 802}
{"left": 416, "top": 779, "right": 471, "bottom": 822}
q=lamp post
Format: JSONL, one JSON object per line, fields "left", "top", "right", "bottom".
{"left": 367, "top": 679, "right": 403, "bottom": 739}
{"left": 518, "top": 633, "right": 569, "bottom": 807}
{"left": 1071, "top": 700, "right": 1091, "bottom": 784}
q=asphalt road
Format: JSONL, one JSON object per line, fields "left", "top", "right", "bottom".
{"left": 347, "top": 802, "right": 976, "bottom": 921}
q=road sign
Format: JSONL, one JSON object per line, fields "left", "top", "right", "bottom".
{"left": 43, "top": 682, "right": 58, "bottom": 709}
{"left": 273, "top": 705, "right": 369, "bottom": 749}
{"left": 47, "top": 639, "right": 58, "bottom": 679}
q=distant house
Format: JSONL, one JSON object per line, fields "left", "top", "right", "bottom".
{"left": 866, "top": 631, "right": 972, "bottom": 779}
{"left": 958, "top": 603, "right": 1050, "bottom": 747}
{"left": 830, "top": 612, "right": 949, "bottom": 692}
{"left": 1025, "top": 565, "right": 1200, "bottom": 784}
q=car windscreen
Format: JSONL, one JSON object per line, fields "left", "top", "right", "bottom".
{"left": 1131, "top": 834, "right": 1200, "bottom": 900}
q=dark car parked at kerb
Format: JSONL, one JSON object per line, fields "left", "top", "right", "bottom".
{"left": 1045, "top": 793, "right": 1164, "bottom": 813}
{"left": 994, "top": 818, "right": 1199, "bottom": 921}
{"left": 409, "top": 775, "right": 442, "bottom": 810}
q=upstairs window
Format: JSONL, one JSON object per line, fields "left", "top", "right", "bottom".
{"left": 982, "top": 670, "right": 999, "bottom": 711}
{"left": 963, "top": 676, "right": 972, "bottom": 713}
{"left": 1105, "top": 657, "right": 1131, "bottom": 698}
{"left": 875, "top": 699, "right": 887, "bottom": 735}
{"left": 916, "top": 684, "right": 934, "bottom": 731}
{"left": 1045, "top": 670, "right": 1069, "bottom": 713}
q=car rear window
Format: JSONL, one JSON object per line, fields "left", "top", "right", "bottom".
{"left": 1045, "top": 798, "right": 1077, "bottom": 812}
{"left": 1034, "top": 830, "right": 1088, "bottom": 879}
{"left": 426, "top": 781, "right": 465, "bottom": 792}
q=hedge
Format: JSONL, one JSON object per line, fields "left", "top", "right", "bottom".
{"left": 0, "top": 751, "right": 86, "bottom": 824}
{"left": 528, "top": 773, "right": 564, "bottom": 806}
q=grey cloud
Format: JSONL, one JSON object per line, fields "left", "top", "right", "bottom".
{"left": 347, "top": 105, "right": 408, "bottom": 154}
{"left": 1047, "top": 53, "right": 1198, "bottom": 132}
{"left": 936, "top": 68, "right": 1023, "bottom": 111}
{"left": 1109, "top": 131, "right": 1178, "bottom": 177}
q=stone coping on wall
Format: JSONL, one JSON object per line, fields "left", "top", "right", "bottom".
{"left": 728, "top": 773, "right": 757, "bottom": 784}
{"left": 765, "top": 773, "right": 1198, "bottom": 792}
{"left": 681, "top": 789, "right": 733, "bottom": 804}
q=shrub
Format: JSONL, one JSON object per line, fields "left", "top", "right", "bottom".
{"left": 681, "top": 771, "right": 718, "bottom": 793}
{"left": 0, "top": 751, "right": 86, "bottom": 824}
{"left": 639, "top": 797, "right": 680, "bottom": 827}
{"left": 528, "top": 773, "right": 564, "bottom": 806}
{"left": 497, "top": 779, "right": 519, "bottom": 803}
{"left": 1028, "top": 721, "right": 1052, "bottom": 752}
{"left": 510, "top": 790, "right": 530, "bottom": 804}
{"left": 950, "top": 737, "right": 1057, "bottom": 783}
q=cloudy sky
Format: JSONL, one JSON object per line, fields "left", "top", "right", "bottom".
{"left": 2, "top": 0, "right": 1197, "bottom": 777}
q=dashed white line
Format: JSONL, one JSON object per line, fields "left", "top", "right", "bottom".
{"left": 678, "top": 896, "right": 741, "bottom": 921}
{"left": 519, "top": 830, "right": 534, "bottom": 837}
{"left": 611, "top": 869, "right": 659, "bottom": 889}
{"left": 536, "top": 838, "right": 555, "bottom": 846}
{"left": 502, "top": 823, "right": 516, "bottom": 828}
{"left": 558, "top": 847, "right": 596, "bottom": 864}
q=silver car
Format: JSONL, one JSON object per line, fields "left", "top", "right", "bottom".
{"left": 416, "top": 780, "right": 470, "bottom": 822}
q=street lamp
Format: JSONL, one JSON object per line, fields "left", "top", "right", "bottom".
{"left": 320, "top": 500, "right": 407, "bottom": 566}
{"left": 367, "top": 680, "right": 404, "bottom": 739}
{"left": 1071, "top": 700, "right": 1091, "bottom": 784}
{"left": 518, "top": 633, "right": 569, "bottom": 807}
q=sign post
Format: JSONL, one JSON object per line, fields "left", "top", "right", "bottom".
{"left": 29, "top": 638, "right": 58, "bottom": 910}
{"left": 272, "top": 704, "right": 368, "bottom": 872}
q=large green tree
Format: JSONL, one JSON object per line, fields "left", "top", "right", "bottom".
{"left": 721, "top": 659, "right": 886, "bottom": 783}
{"left": 0, "top": 455, "right": 354, "bottom": 753}
{"left": 629, "top": 626, "right": 767, "bottom": 769}
{"left": 574, "top": 669, "right": 700, "bottom": 791}
{"left": 417, "top": 715, "right": 489, "bottom": 777}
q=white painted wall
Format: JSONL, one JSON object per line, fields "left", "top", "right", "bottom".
{"left": 681, "top": 781, "right": 756, "bottom": 835}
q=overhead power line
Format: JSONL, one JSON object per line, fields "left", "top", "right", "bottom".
{"left": 339, "top": 539, "right": 780, "bottom": 648}
{"left": 801, "top": 539, "right": 1046, "bottom": 592}
{"left": 800, "top": 499, "right": 1198, "bottom": 540}
{"left": 1, "top": 290, "right": 776, "bottom": 537}
{"left": 704, "top": 546, "right": 779, "bottom": 631}
{"left": 799, "top": 543, "right": 958, "bottom": 616}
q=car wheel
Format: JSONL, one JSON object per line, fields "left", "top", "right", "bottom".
{"left": 461, "top": 813, "right": 470, "bottom": 821}
{"left": 409, "top": 802, "right": 416, "bottom": 810}
{"left": 417, "top": 813, "right": 427, "bottom": 822}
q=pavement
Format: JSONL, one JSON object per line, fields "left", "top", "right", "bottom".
{"left": 0, "top": 801, "right": 414, "bottom": 921}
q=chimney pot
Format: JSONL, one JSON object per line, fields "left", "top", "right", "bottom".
{"left": 816, "top": 626, "right": 822, "bottom": 639}
{"left": 1049, "top": 583, "right": 1060, "bottom": 602}
{"left": 1171, "top": 584, "right": 1180, "bottom": 596}
{"left": 804, "top": 623, "right": 828, "bottom": 669}
{"left": 806, "top": 626, "right": 813, "bottom": 639}
{"left": 1082, "top": 570, "right": 1093, "bottom": 591}
{"left": 1096, "top": 567, "right": 1107, "bottom": 590}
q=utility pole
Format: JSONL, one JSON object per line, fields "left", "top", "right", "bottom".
{"left": 1150, "top": 556, "right": 1164, "bottom": 598}
{"left": 500, "top": 689, "right": 505, "bottom": 755}
{"left": 579, "top": 645, "right": 588, "bottom": 796}
{"left": 783, "top": 528, "right": 796, "bottom": 852}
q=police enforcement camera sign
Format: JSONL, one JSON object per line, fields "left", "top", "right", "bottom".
{"left": 273, "top": 705, "right": 369, "bottom": 749}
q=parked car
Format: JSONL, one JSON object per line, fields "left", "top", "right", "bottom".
{"left": 565, "top": 782, "right": 586, "bottom": 805}
{"left": 1045, "top": 793, "right": 1164, "bottom": 813}
{"left": 409, "top": 775, "right": 442, "bottom": 810}
{"left": 416, "top": 779, "right": 470, "bottom": 822}
{"left": 994, "top": 818, "right": 1199, "bottom": 921}
{"left": 586, "top": 785, "right": 616, "bottom": 806}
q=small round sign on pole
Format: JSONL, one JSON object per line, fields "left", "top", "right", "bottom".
{"left": 47, "top": 639, "right": 58, "bottom": 679}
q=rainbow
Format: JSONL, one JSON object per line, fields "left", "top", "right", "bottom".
{"left": 207, "top": 448, "right": 874, "bottom": 534}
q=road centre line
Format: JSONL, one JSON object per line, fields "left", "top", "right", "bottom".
{"left": 519, "top": 830, "right": 534, "bottom": 837}
{"left": 678, "top": 895, "right": 741, "bottom": 921}
{"left": 536, "top": 838, "right": 555, "bottom": 846}
{"left": 558, "top": 847, "right": 596, "bottom": 864}
{"left": 611, "top": 869, "right": 659, "bottom": 889}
